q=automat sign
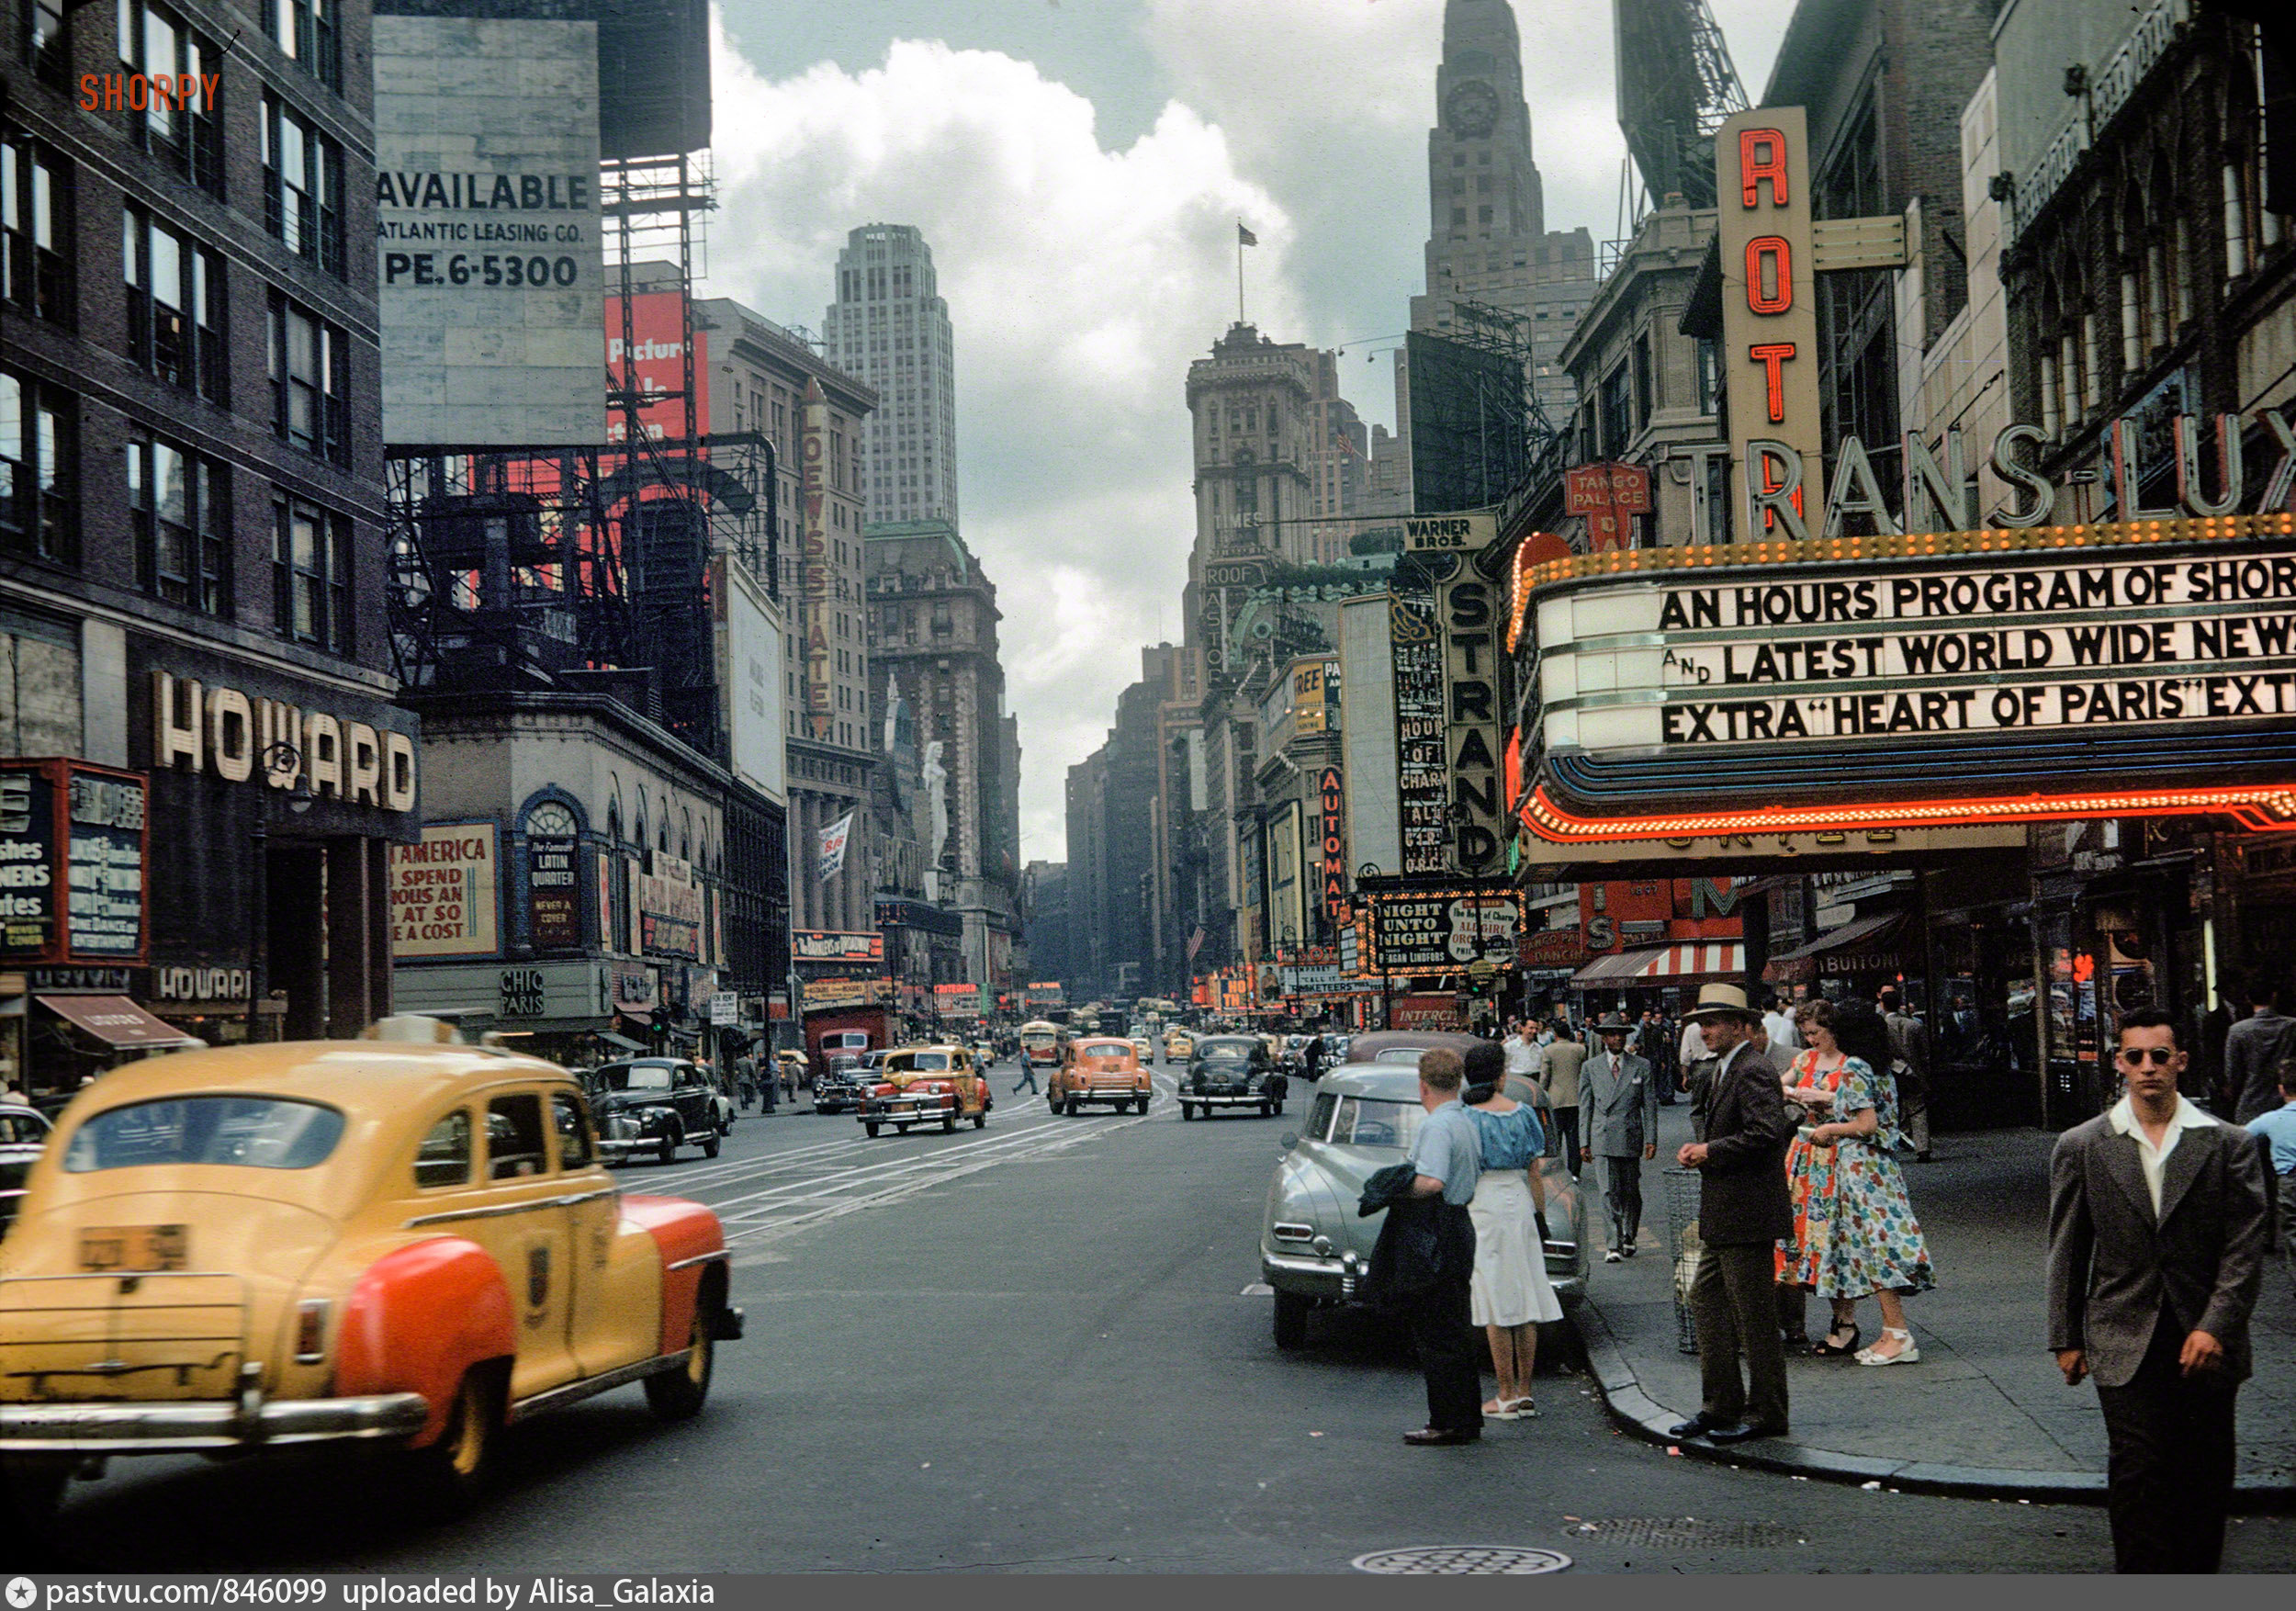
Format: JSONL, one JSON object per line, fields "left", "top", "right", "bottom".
{"left": 1318, "top": 766, "right": 1346, "bottom": 920}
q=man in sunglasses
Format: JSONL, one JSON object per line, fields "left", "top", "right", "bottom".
{"left": 2047, "top": 1008, "right": 2274, "bottom": 1572}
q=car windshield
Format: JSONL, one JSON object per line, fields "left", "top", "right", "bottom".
{"left": 901, "top": 1053, "right": 951, "bottom": 1071}
{"left": 0, "top": 1111, "right": 47, "bottom": 1144}
{"left": 1317, "top": 1096, "right": 1424, "bottom": 1151}
{"left": 64, "top": 1097, "right": 345, "bottom": 1172}
{"left": 602, "top": 1065, "right": 675, "bottom": 1091}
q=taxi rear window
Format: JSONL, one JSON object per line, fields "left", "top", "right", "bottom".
{"left": 65, "top": 1097, "right": 345, "bottom": 1172}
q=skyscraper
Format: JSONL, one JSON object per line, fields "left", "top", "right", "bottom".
{"left": 823, "top": 225, "right": 960, "bottom": 525}
{"left": 1407, "top": 0, "right": 1598, "bottom": 425}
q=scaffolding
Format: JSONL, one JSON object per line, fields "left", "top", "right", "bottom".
{"left": 1403, "top": 299, "right": 1566, "bottom": 514}
{"left": 1614, "top": 0, "right": 1750, "bottom": 214}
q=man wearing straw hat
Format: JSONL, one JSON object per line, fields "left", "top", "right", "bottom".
{"left": 1668, "top": 983, "right": 1796, "bottom": 1445}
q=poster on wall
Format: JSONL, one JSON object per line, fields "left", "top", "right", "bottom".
{"left": 0, "top": 761, "right": 150, "bottom": 965}
{"left": 65, "top": 768, "right": 148, "bottom": 957}
{"left": 525, "top": 804, "right": 580, "bottom": 950}
{"left": 1390, "top": 589, "right": 1446, "bottom": 874}
{"left": 390, "top": 823, "right": 501, "bottom": 958}
{"left": 0, "top": 762, "right": 57, "bottom": 961}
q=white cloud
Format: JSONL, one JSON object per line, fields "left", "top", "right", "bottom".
{"left": 707, "top": 18, "right": 1302, "bottom": 860}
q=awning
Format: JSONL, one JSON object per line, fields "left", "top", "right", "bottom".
{"left": 1570, "top": 942, "right": 1744, "bottom": 988}
{"left": 594, "top": 1031, "right": 648, "bottom": 1053}
{"left": 38, "top": 996, "right": 203, "bottom": 1049}
{"left": 1763, "top": 913, "right": 1910, "bottom": 984}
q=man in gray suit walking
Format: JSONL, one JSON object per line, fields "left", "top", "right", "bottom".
{"left": 1583, "top": 1014, "right": 1659, "bottom": 1261}
{"left": 2048, "top": 1007, "right": 2274, "bottom": 1573}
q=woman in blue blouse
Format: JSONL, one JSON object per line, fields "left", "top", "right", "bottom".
{"left": 1464, "top": 1042, "right": 1563, "bottom": 1419}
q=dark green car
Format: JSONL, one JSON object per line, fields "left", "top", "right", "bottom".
{"left": 1179, "top": 1036, "right": 1289, "bottom": 1121}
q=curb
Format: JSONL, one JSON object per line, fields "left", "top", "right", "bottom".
{"left": 1570, "top": 1296, "right": 2296, "bottom": 1511}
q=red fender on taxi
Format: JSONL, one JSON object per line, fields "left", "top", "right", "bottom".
{"left": 332, "top": 1237, "right": 516, "bottom": 1447}
{"left": 621, "top": 1194, "right": 726, "bottom": 1356}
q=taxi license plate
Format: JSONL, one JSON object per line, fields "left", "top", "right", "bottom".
{"left": 80, "top": 1224, "right": 189, "bottom": 1272}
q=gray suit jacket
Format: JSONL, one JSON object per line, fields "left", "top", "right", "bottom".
{"left": 1582, "top": 1050, "right": 1657, "bottom": 1156}
{"left": 2046, "top": 1110, "right": 2273, "bottom": 1387}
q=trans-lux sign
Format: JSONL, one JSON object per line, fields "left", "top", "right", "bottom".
{"left": 1536, "top": 544, "right": 2296, "bottom": 752}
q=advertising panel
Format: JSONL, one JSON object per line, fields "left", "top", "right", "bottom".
{"left": 373, "top": 16, "right": 604, "bottom": 446}
{"left": 1390, "top": 588, "right": 1446, "bottom": 874}
{"left": 638, "top": 853, "right": 703, "bottom": 960}
{"left": 1367, "top": 887, "right": 1521, "bottom": 974}
{"left": 0, "top": 761, "right": 149, "bottom": 965}
{"left": 1266, "top": 801, "right": 1306, "bottom": 950}
{"left": 524, "top": 801, "right": 580, "bottom": 950}
{"left": 390, "top": 823, "right": 500, "bottom": 959}
{"left": 791, "top": 930, "right": 884, "bottom": 964}
{"left": 715, "top": 555, "right": 786, "bottom": 801}
{"left": 606, "top": 290, "right": 708, "bottom": 445}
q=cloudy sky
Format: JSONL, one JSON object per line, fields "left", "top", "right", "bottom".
{"left": 704, "top": 0, "right": 1790, "bottom": 863}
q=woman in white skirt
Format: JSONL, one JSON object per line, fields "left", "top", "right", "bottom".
{"left": 1464, "top": 1042, "right": 1564, "bottom": 1420}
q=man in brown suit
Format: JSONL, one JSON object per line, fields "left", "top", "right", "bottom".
{"left": 1669, "top": 983, "right": 1795, "bottom": 1444}
{"left": 2048, "top": 1007, "right": 2273, "bottom": 1573}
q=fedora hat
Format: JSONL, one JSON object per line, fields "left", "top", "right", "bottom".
{"left": 1682, "top": 983, "right": 1761, "bottom": 1025}
{"left": 1593, "top": 1012, "right": 1633, "bottom": 1032}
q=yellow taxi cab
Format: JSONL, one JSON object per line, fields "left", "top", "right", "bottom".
{"left": 1163, "top": 1027, "right": 1195, "bottom": 1063}
{"left": 857, "top": 1044, "right": 992, "bottom": 1137}
{"left": 1050, "top": 1036, "right": 1153, "bottom": 1117}
{"left": 0, "top": 1018, "right": 740, "bottom": 1519}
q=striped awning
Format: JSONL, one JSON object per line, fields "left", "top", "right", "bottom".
{"left": 1569, "top": 942, "right": 1744, "bottom": 988}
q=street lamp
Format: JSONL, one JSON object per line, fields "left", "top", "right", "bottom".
{"left": 246, "top": 742, "right": 313, "bottom": 1042}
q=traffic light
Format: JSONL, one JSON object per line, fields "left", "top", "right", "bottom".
{"left": 650, "top": 1006, "right": 671, "bottom": 1033}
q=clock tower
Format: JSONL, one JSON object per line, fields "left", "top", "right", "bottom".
{"left": 1404, "top": 0, "right": 1597, "bottom": 441}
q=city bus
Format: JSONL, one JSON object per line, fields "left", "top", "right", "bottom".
{"left": 1018, "top": 1019, "right": 1071, "bottom": 1071}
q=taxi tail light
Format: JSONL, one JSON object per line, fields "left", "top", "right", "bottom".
{"left": 295, "top": 1298, "right": 332, "bottom": 1363}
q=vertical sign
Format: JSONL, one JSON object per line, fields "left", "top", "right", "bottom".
{"left": 390, "top": 823, "right": 501, "bottom": 958}
{"left": 1390, "top": 587, "right": 1446, "bottom": 874}
{"left": 525, "top": 806, "right": 580, "bottom": 949}
{"left": 800, "top": 377, "right": 833, "bottom": 741}
{"left": 1436, "top": 557, "right": 1503, "bottom": 874}
{"left": 1318, "top": 765, "right": 1346, "bottom": 921}
{"left": 1717, "top": 107, "right": 1820, "bottom": 540}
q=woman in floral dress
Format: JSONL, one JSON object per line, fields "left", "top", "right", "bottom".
{"left": 1778, "top": 998, "right": 1935, "bottom": 1365}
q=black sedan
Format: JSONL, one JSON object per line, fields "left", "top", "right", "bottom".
{"left": 812, "top": 1054, "right": 874, "bottom": 1115}
{"left": 591, "top": 1057, "right": 725, "bottom": 1163}
{"left": 1179, "top": 1036, "right": 1289, "bottom": 1121}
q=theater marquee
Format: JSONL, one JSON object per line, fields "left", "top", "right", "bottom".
{"left": 1514, "top": 512, "right": 2296, "bottom": 842}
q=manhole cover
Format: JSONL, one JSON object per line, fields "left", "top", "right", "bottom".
{"left": 1352, "top": 1546, "right": 1572, "bottom": 1575}
{"left": 1564, "top": 1516, "right": 1801, "bottom": 1549}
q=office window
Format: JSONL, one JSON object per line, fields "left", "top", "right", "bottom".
{"left": 118, "top": 0, "right": 222, "bottom": 194}
{"left": 124, "top": 208, "right": 225, "bottom": 401}
{"left": 127, "top": 434, "right": 229, "bottom": 614}
{"left": 268, "top": 294, "right": 349, "bottom": 464}
{"left": 272, "top": 496, "right": 353, "bottom": 651}
{"left": 1, "top": 141, "right": 71, "bottom": 325}
{"left": 272, "top": 0, "right": 339, "bottom": 90}
{"left": 26, "top": 0, "right": 67, "bottom": 82}
{"left": 0, "top": 371, "right": 77, "bottom": 564}
{"left": 262, "top": 97, "right": 343, "bottom": 276}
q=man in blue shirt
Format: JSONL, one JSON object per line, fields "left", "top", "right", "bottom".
{"left": 1399, "top": 1047, "right": 1483, "bottom": 1444}
{"left": 2245, "top": 1058, "right": 2296, "bottom": 1275}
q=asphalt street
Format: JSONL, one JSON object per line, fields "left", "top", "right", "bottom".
{"left": 32, "top": 1054, "right": 2296, "bottom": 1573}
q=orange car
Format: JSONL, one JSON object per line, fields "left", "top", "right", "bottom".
{"left": 1050, "top": 1037, "right": 1153, "bottom": 1116}
{"left": 0, "top": 1019, "right": 739, "bottom": 1519}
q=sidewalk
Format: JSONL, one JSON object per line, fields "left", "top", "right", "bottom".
{"left": 1573, "top": 1098, "right": 2296, "bottom": 1504}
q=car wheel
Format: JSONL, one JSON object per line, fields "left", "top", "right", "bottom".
{"left": 865, "top": 1121, "right": 881, "bottom": 1138}
{"left": 1272, "top": 1290, "right": 1310, "bottom": 1350}
{"left": 410, "top": 1362, "right": 504, "bottom": 1515}
{"left": 941, "top": 1111, "right": 957, "bottom": 1133}
{"left": 972, "top": 1112, "right": 986, "bottom": 1129}
{"left": 645, "top": 1273, "right": 720, "bottom": 1423}
{"left": 1136, "top": 1095, "right": 1150, "bottom": 1114}
{"left": 1273, "top": 1101, "right": 1285, "bottom": 1116}
{"left": 658, "top": 1129, "right": 680, "bottom": 1165}
{"left": 701, "top": 1129, "right": 721, "bottom": 1159}
{"left": 1181, "top": 1102, "right": 1195, "bottom": 1121}
{"left": 1259, "top": 1100, "right": 1272, "bottom": 1117}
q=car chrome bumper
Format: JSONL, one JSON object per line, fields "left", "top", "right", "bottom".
{"left": 861, "top": 1107, "right": 951, "bottom": 1122}
{"left": 1187, "top": 1092, "right": 1268, "bottom": 1107}
{"left": 0, "top": 1390, "right": 431, "bottom": 1454}
{"left": 1262, "top": 1249, "right": 1583, "bottom": 1303}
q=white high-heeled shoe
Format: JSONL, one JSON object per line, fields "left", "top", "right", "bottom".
{"left": 1854, "top": 1326, "right": 1919, "bottom": 1365}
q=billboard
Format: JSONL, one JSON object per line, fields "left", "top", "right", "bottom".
{"left": 606, "top": 290, "right": 708, "bottom": 445}
{"left": 390, "top": 822, "right": 501, "bottom": 959}
{"left": 0, "top": 761, "right": 149, "bottom": 965}
{"left": 1404, "top": 330, "right": 1527, "bottom": 515}
{"left": 374, "top": 16, "right": 605, "bottom": 447}
{"left": 800, "top": 378, "right": 833, "bottom": 740}
{"left": 714, "top": 555, "right": 785, "bottom": 801}
{"left": 791, "top": 930, "right": 884, "bottom": 964}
